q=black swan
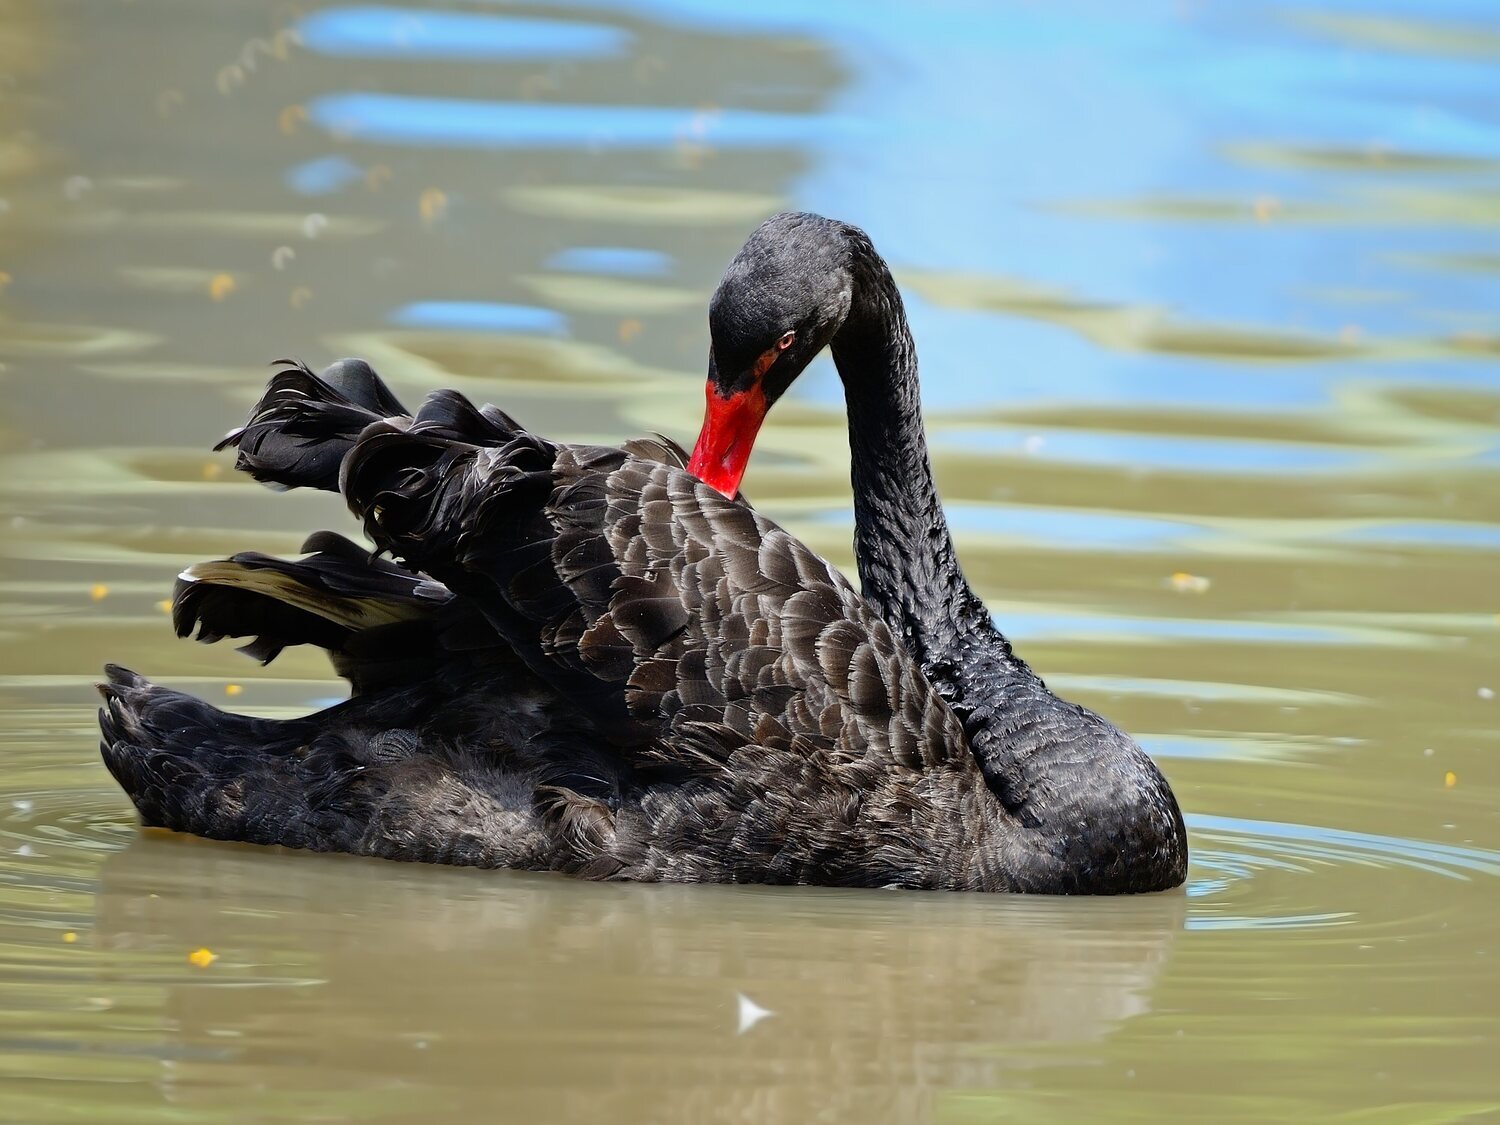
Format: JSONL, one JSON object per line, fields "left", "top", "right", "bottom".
{"left": 97, "top": 212, "right": 1187, "bottom": 894}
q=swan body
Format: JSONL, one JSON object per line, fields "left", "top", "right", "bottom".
{"left": 98, "top": 215, "right": 1187, "bottom": 894}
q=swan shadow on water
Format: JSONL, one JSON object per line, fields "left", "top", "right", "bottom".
{"left": 92, "top": 833, "right": 1184, "bottom": 1122}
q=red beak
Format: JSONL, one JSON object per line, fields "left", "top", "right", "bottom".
{"left": 687, "top": 379, "right": 768, "bottom": 498}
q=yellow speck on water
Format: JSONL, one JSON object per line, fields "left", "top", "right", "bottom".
{"left": 1252, "top": 195, "right": 1280, "bottom": 224}
{"left": 290, "top": 286, "right": 313, "bottom": 310}
{"left": 618, "top": 318, "right": 643, "bottom": 344}
{"left": 201, "top": 461, "right": 222, "bottom": 479}
{"left": 156, "top": 599, "right": 172, "bottom": 614}
{"left": 224, "top": 683, "right": 243, "bottom": 697}
{"left": 208, "top": 273, "right": 236, "bottom": 301}
{"left": 277, "top": 104, "right": 307, "bottom": 135}
{"left": 419, "top": 188, "right": 448, "bottom": 224}
{"left": 62, "top": 931, "right": 78, "bottom": 944}
{"left": 1167, "top": 572, "right": 1211, "bottom": 594}
{"left": 188, "top": 947, "right": 217, "bottom": 968}
{"left": 89, "top": 583, "right": 109, "bottom": 601}
{"left": 1445, "top": 771, "right": 1457, "bottom": 788}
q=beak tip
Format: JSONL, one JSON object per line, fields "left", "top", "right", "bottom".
{"left": 687, "top": 378, "right": 767, "bottom": 499}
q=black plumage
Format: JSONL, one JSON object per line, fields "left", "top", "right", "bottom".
{"left": 98, "top": 216, "right": 1188, "bottom": 894}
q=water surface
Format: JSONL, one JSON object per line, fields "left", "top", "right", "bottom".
{"left": 2, "top": 1, "right": 1498, "bottom": 1120}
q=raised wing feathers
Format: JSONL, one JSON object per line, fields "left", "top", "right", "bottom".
{"left": 338, "top": 390, "right": 971, "bottom": 777}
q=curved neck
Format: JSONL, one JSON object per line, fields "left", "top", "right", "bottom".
{"left": 828, "top": 237, "right": 993, "bottom": 669}
{"left": 819, "top": 233, "right": 1189, "bottom": 890}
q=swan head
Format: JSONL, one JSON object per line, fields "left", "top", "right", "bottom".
{"left": 690, "top": 212, "right": 854, "bottom": 496}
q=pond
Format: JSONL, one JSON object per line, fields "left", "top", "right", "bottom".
{"left": 1, "top": 0, "right": 1498, "bottom": 1120}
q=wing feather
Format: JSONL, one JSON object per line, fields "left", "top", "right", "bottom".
{"left": 336, "top": 389, "right": 971, "bottom": 777}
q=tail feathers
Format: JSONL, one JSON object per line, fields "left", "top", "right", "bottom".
{"left": 219, "top": 359, "right": 411, "bottom": 493}
{"left": 96, "top": 666, "right": 557, "bottom": 868}
{"left": 98, "top": 665, "right": 311, "bottom": 837}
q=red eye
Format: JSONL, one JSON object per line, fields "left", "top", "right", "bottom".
{"left": 777, "top": 331, "right": 795, "bottom": 351}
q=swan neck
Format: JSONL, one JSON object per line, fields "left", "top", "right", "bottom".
{"left": 829, "top": 242, "right": 990, "bottom": 664}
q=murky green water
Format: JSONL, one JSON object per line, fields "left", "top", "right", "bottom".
{"left": 3, "top": 1, "right": 1499, "bottom": 1120}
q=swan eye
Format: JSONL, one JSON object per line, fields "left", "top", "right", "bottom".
{"left": 776, "top": 331, "right": 795, "bottom": 351}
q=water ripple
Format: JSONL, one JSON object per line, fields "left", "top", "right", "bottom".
{"left": 1185, "top": 811, "right": 1500, "bottom": 931}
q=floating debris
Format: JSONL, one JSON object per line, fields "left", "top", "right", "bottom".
{"left": 419, "top": 188, "right": 448, "bottom": 225}
{"left": 301, "top": 212, "right": 329, "bottom": 240}
{"left": 617, "top": 318, "right": 643, "bottom": 344}
{"left": 90, "top": 583, "right": 109, "bottom": 601}
{"left": 188, "top": 947, "right": 218, "bottom": 968}
{"left": 62, "top": 932, "right": 78, "bottom": 944}
{"left": 1167, "top": 571, "right": 1211, "bottom": 594}
{"left": 736, "top": 992, "right": 773, "bottom": 1035}
{"left": 208, "top": 273, "right": 236, "bottom": 301}
{"left": 0, "top": 270, "right": 12, "bottom": 292}
{"left": 1445, "top": 771, "right": 1457, "bottom": 789}
{"left": 290, "top": 286, "right": 313, "bottom": 310}
{"left": 157, "top": 599, "right": 172, "bottom": 614}
{"left": 365, "top": 164, "right": 392, "bottom": 191}
{"left": 1252, "top": 195, "right": 1280, "bottom": 224}
{"left": 278, "top": 105, "right": 307, "bottom": 136}
{"left": 1479, "top": 687, "right": 1494, "bottom": 701}
{"left": 271, "top": 245, "right": 295, "bottom": 270}
{"left": 224, "top": 683, "right": 243, "bottom": 697}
